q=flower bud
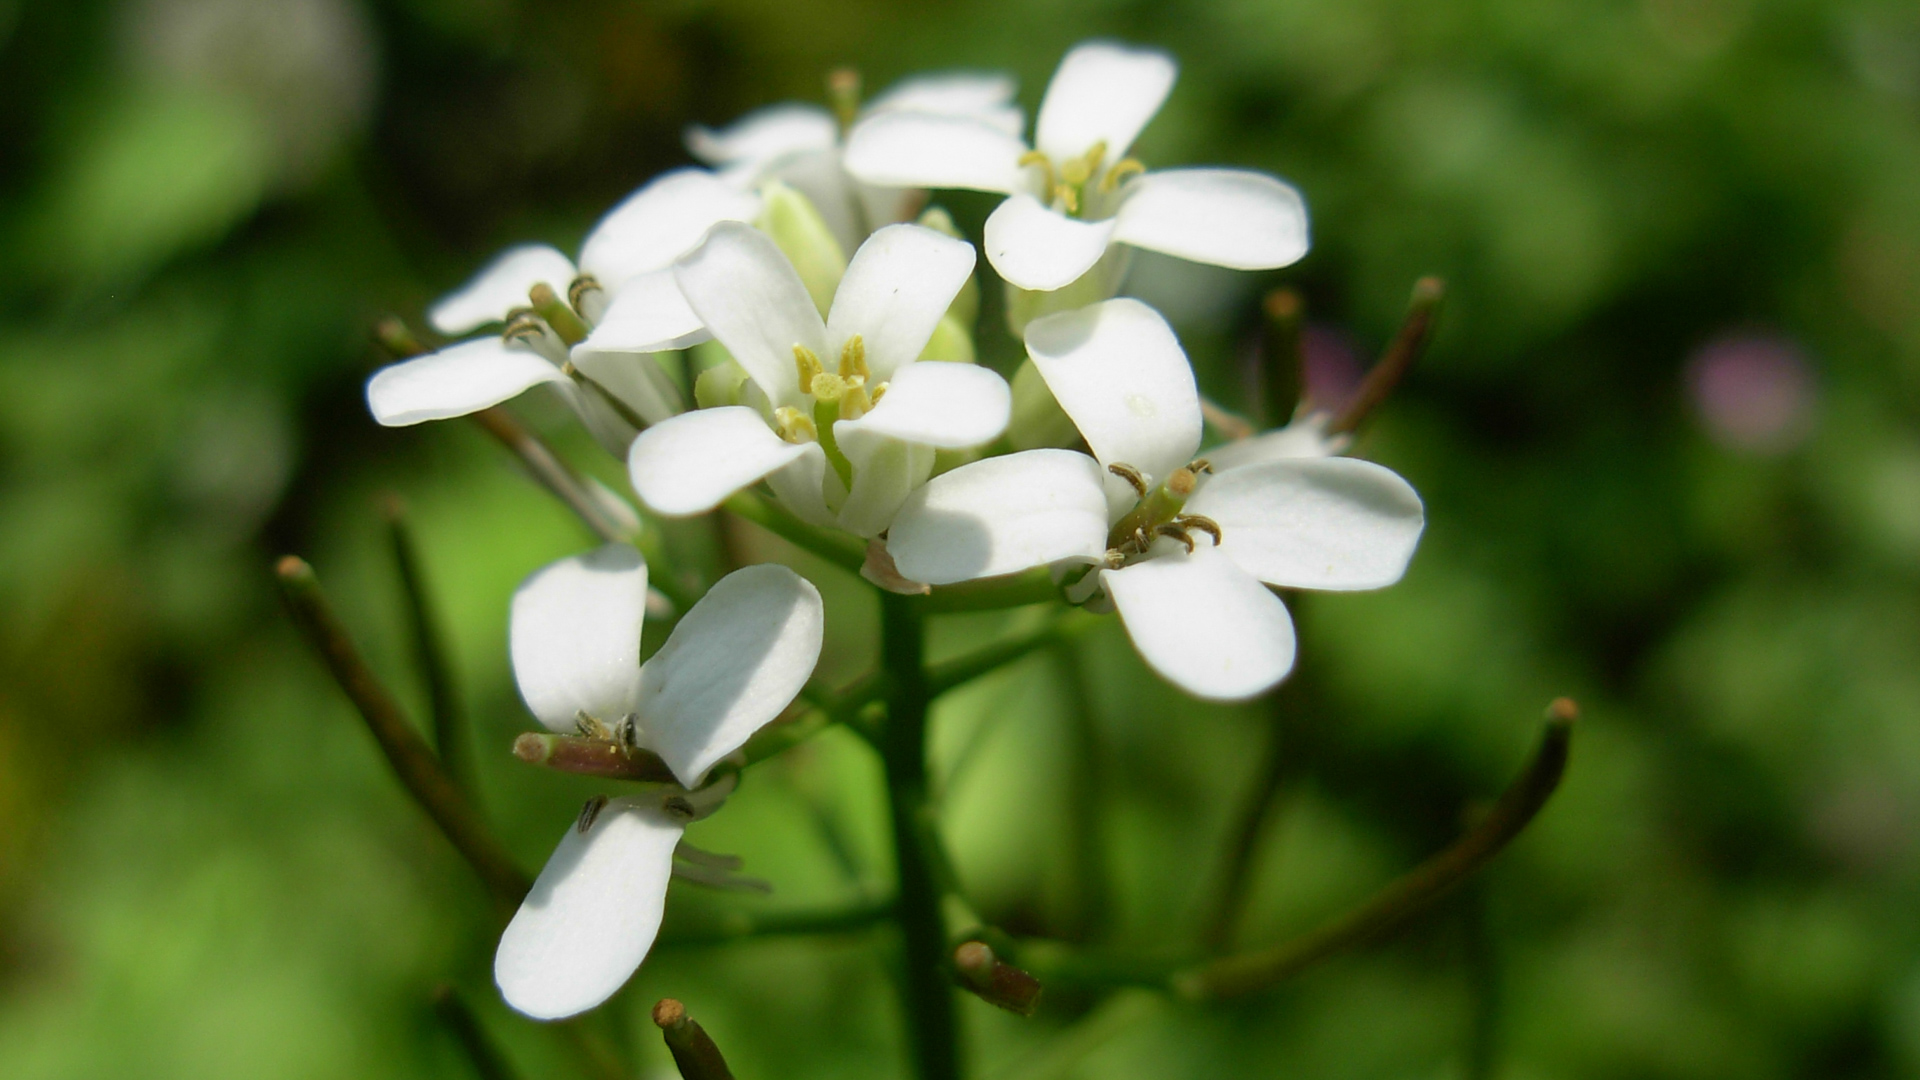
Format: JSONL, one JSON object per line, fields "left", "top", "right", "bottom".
{"left": 953, "top": 940, "right": 1043, "bottom": 1016}
{"left": 652, "top": 999, "right": 736, "bottom": 1080}
{"left": 918, "top": 314, "right": 976, "bottom": 364}
{"left": 1007, "top": 359, "right": 1078, "bottom": 451}
{"left": 758, "top": 180, "right": 847, "bottom": 315}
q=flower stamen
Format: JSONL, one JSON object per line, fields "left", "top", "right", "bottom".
{"left": 1108, "top": 462, "right": 1149, "bottom": 497}
{"left": 839, "top": 334, "right": 869, "bottom": 379}
{"left": 1176, "top": 514, "right": 1222, "bottom": 546}
{"left": 1155, "top": 522, "right": 1196, "bottom": 553}
{"left": 576, "top": 794, "right": 610, "bottom": 834}
{"left": 1100, "top": 158, "right": 1146, "bottom": 192}
{"left": 794, "top": 344, "right": 825, "bottom": 387}
{"left": 774, "top": 406, "right": 817, "bottom": 443}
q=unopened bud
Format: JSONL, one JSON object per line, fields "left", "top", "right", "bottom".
{"left": 827, "top": 67, "right": 862, "bottom": 131}
{"left": 760, "top": 181, "right": 847, "bottom": 313}
{"left": 653, "top": 999, "right": 736, "bottom": 1080}
{"left": 953, "top": 940, "right": 1043, "bottom": 1016}
{"left": 373, "top": 316, "right": 426, "bottom": 358}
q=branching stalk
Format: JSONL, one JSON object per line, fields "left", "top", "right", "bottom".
{"left": 723, "top": 491, "right": 866, "bottom": 574}
{"left": 879, "top": 592, "right": 962, "bottom": 1080}
{"left": 383, "top": 496, "right": 469, "bottom": 791}
{"left": 276, "top": 556, "right": 530, "bottom": 912}
{"left": 1328, "top": 277, "right": 1445, "bottom": 435}
{"left": 926, "top": 611, "right": 1090, "bottom": 697}
{"left": 1172, "top": 698, "right": 1573, "bottom": 999}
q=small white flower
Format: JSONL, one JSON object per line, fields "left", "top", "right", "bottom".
{"left": 689, "top": 72, "right": 1023, "bottom": 256}
{"left": 494, "top": 545, "right": 824, "bottom": 1020}
{"left": 884, "top": 298, "right": 1423, "bottom": 701}
{"left": 365, "top": 169, "right": 761, "bottom": 451}
{"left": 843, "top": 41, "right": 1309, "bottom": 294}
{"left": 626, "top": 221, "right": 1011, "bottom": 537}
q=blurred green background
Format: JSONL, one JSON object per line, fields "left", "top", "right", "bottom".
{"left": 4, "top": 0, "right": 1920, "bottom": 1076}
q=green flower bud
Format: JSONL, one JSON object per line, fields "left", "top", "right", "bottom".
{"left": 1006, "top": 357, "right": 1079, "bottom": 451}
{"left": 758, "top": 180, "right": 847, "bottom": 315}
{"left": 917, "top": 313, "right": 976, "bottom": 364}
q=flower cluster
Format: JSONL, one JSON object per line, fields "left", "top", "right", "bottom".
{"left": 366, "top": 39, "right": 1424, "bottom": 1022}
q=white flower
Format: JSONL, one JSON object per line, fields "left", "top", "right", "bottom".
{"left": 365, "top": 169, "right": 761, "bottom": 452}
{"left": 883, "top": 299, "right": 1423, "bottom": 701}
{"left": 626, "top": 221, "right": 1012, "bottom": 537}
{"left": 842, "top": 41, "right": 1309, "bottom": 294}
{"left": 494, "top": 545, "right": 824, "bottom": 1020}
{"left": 689, "top": 72, "right": 1023, "bottom": 257}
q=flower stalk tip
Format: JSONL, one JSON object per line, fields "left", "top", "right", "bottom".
{"left": 953, "top": 940, "right": 1044, "bottom": 1016}
{"left": 652, "top": 999, "right": 738, "bottom": 1080}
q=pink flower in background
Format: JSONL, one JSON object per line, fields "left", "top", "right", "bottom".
{"left": 1685, "top": 333, "right": 1815, "bottom": 454}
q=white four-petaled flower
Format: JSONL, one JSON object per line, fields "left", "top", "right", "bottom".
{"left": 365, "top": 169, "right": 761, "bottom": 452}
{"left": 843, "top": 41, "right": 1309, "bottom": 294}
{"left": 627, "top": 221, "right": 1012, "bottom": 537}
{"left": 495, "top": 546, "right": 823, "bottom": 1020}
{"left": 690, "top": 71, "right": 1024, "bottom": 258}
{"left": 884, "top": 299, "right": 1424, "bottom": 701}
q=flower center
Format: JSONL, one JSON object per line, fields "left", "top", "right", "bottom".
{"left": 1102, "top": 459, "right": 1222, "bottom": 566}
{"left": 1017, "top": 140, "right": 1146, "bottom": 218}
{"left": 775, "top": 334, "right": 891, "bottom": 487}
{"left": 502, "top": 278, "right": 651, "bottom": 430}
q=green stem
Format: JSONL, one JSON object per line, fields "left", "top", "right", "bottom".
{"left": 879, "top": 593, "right": 961, "bottom": 1080}
{"left": 659, "top": 896, "right": 895, "bottom": 947}
{"left": 432, "top": 986, "right": 521, "bottom": 1080}
{"left": 383, "top": 497, "right": 469, "bottom": 792}
{"left": 723, "top": 491, "right": 866, "bottom": 574}
{"left": 919, "top": 568, "right": 1060, "bottom": 614}
{"left": 926, "top": 610, "right": 1086, "bottom": 697}
{"left": 276, "top": 557, "right": 529, "bottom": 914}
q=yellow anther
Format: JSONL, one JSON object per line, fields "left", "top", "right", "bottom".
{"left": 1100, "top": 157, "right": 1146, "bottom": 192}
{"left": 774, "top": 406, "right": 818, "bottom": 443}
{"left": 869, "top": 382, "right": 887, "bottom": 404}
{"left": 841, "top": 381, "right": 874, "bottom": 420}
{"left": 838, "top": 334, "right": 869, "bottom": 378}
{"left": 793, "top": 344, "right": 824, "bottom": 386}
{"left": 810, "top": 371, "right": 847, "bottom": 402}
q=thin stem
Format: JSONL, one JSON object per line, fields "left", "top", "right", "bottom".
{"left": 1261, "top": 287, "right": 1305, "bottom": 426}
{"left": 878, "top": 592, "right": 961, "bottom": 1080}
{"left": 659, "top": 896, "right": 895, "bottom": 947}
{"left": 468, "top": 407, "right": 637, "bottom": 547}
{"left": 276, "top": 556, "right": 530, "bottom": 912}
{"left": 1462, "top": 884, "right": 1502, "bottom": 1080}
{"left": 1172, "top": 698, "right": 1573, "bottom": 1000}
{"left": 926, "top": 610, "right": 1087, "bottom": 697}
{"left": 432, "top": 986, "right": 521, "bottom": 1080}
{"left": 919, "top": 568, "right": 1060, "bottom": 614}
{"left": 1054, "top": 641, "right": 1110, "bottom": 942}
{"left": 1012, "top": 700, "right": 1576, "bottom": 999}
{"left": 1199, "top": 701, "right": 1291, "bottom": 952}
{"left": 723, "top": 491, "right": 866, "bottom": 574}
{"left": 383, "top": 496, "right": 468, "bottom": 791}
{"left": 1328, "top": 277, "right": 1445, "bottom": 435}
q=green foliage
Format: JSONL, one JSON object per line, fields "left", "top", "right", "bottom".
{"left": 2, "top": 0, "right": 1919, "bottom": 1077}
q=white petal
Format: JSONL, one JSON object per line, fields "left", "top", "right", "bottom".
{"left": 686, "top": 104, "right": 838, "bottom": 168}
{"left": 575, "top": 269, "right": 709, "bottom": 355}
{"left": 1202, "top": 417, "right": 1346, "bottom": 470}
{"left": 1184, "top": 458, "right": 1425, "bottom": 590}
{"left": 673, "top": 222, "right": 827, "bottom": 409}
{"left": 579, "top": 169, "right": 761, "bottom": 293}
{"left": 1034, "top": 42, "right": 1176, "bottom": 162}
{"left": 567, "top": 349, "right": 684, "bottom": 427}
{"left": 836, "top": 362, "right": 1010, "bottom": 450}
{"left": 495, "top": 799, "right": 683, "bottom": 1020}
{"left": 886, "top": 449, "right": 1108, "bottom": 584}
{"left": 867, "top": 71, "right": 1024, "bottom": 136}
{"left": 1112, "top": 169, "right": 1309, "bottom": 271}
{"left": 1024, "top": 297, "right": 1201, "bottom": 484}
{"left": 509, "top": 545, "right": 648, "bottom": 732}
{"left": 834, "top": 437, "right": 935, "bottom": 538}
{"left": 1102, "top": 546, "right": 1295, "bottom": 701}
{"left": 827, "top": 223, "right": 977, "bottom": 380}
{"left": 428, "top": 245, "right": 577, "bottom": 335}
{"left": 366, "top": 338, "right": 566, "bottom": 426}
{"left": 842, "top": 112, "right": 1030, "bottom": 194}
{"left": 765, "top": 442, "right": 841, "bottom": 528}
{"left": 984, "top": 193, "right": 1118, "bottom": 292}
{"left": 636, "top": 564, "right": 824, "bottom": 785}
{"left": 627, "top": 407, "right": 811, "bottom": 517}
